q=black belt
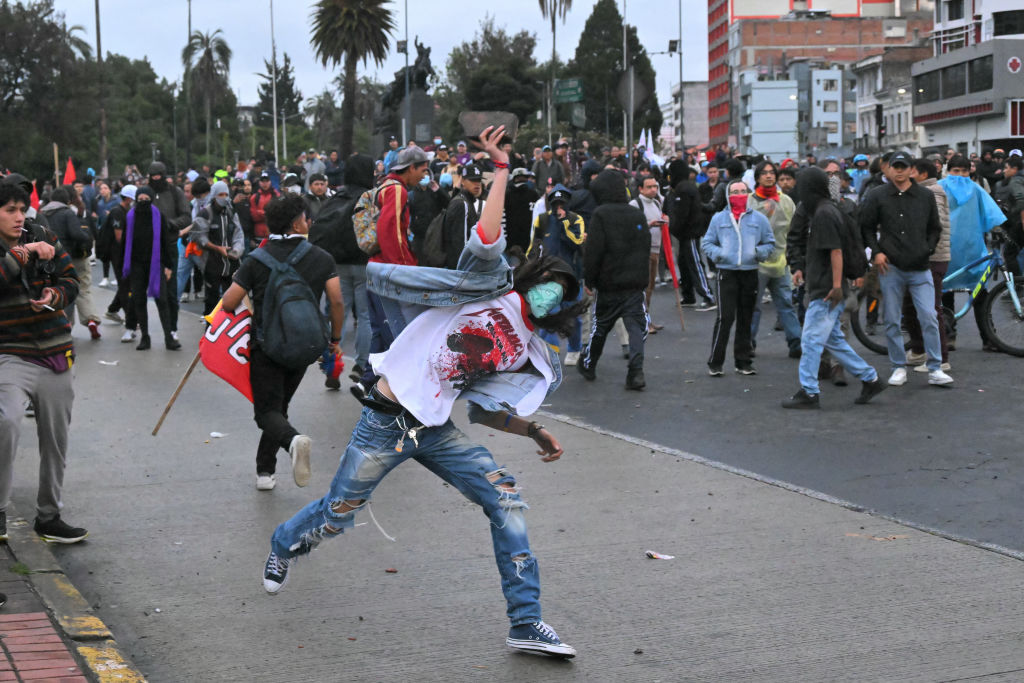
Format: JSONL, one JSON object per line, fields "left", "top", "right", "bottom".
{"left": 357, "top": 384, "right": 410, "bottom": 417}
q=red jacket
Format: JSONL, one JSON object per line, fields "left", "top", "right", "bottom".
{"left": 249, "top": 187, "right": 279, "bottom": 239}
{"left": 369, "top": 174, "right": 417, "bottom": 265}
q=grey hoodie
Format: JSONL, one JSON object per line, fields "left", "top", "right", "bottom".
{"left": 40, "top": 201, "right": 91, "bottom": 256}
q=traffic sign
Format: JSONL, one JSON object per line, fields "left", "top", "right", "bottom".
{"left": 554, "top": 78, "right": 583, "bottom": 104}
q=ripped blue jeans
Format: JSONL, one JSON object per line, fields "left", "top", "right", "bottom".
{"left": 270, "top": 406, "right": 541, "bottom": 626}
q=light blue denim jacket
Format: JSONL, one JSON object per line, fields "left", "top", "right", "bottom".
{"left": 701, "top": 207, "right": 776, "bottom": 270}
{"left": 366, "top": 229, "right": 562, "bottom": 421}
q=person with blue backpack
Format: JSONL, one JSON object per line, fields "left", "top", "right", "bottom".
{"left": 220, "top": 195, "right": 344, "bottom": 492}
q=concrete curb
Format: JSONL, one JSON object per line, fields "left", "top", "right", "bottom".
{"left": 5, "top": 513, "right": 147, "bottom": 682}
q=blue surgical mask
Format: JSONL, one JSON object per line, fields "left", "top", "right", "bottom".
{"left": 525, "top": 281, "right": 564, "bottom": 318}
{"left": 419, "top": 175, "right": 431, "bottom": 187}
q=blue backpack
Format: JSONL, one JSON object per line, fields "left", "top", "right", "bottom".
{"left": 249, "top": 240, "right": 329, "bottom": 368}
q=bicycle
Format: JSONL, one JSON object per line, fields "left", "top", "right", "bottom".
{"left": 850, "top": 228, "right": 1024, "bottom": 357}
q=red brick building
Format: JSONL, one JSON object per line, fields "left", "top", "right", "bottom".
{"left": 708, "top": 0, "right": 933, "bottom": 147}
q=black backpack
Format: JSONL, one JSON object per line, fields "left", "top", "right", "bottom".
{"left": 249, "top": 240, "right": 329, "bottom": 368}
{"left": 308, "top": 193, "right": 361, "bottom": 263}
{"left": 419, "top": 208, "right": 448, "bottom": 267}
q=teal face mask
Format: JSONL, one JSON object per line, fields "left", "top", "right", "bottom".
{"left": 525, "top": 281, "right": 564, "bottom": 318}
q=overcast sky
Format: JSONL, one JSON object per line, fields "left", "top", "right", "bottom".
{"left": 53, "top": 0, "right": 708, "bottom": 115}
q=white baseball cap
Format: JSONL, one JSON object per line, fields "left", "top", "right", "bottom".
{"left": 120, "top": 184, "right": 137, "bottom": 200}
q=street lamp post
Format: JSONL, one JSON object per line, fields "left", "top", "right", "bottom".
{"left": 403, "top": 0, "right": 411, "bottom": 145}
{"left": 270, "top": 0, "right": 279, "bottom": 167}
{"left": 172, "top": 83, "right": 178, "bottom": 174}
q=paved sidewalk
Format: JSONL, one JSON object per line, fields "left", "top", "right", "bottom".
{"left": 0, "top": 542, "right": 89, "bottom": 682}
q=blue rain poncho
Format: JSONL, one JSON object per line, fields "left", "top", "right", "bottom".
{"left": 938, "top": 175, "right": 1006, "bottom": 290}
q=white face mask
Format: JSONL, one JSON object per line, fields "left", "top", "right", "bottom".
{"left": 286, "top": 185, "right": 302, "bottom": 195}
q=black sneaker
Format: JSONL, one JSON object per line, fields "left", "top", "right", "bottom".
{"left": 506, "top": 620, "right": 576, "bottom": 658}
{"left": 854, "top": 378, "right": 886, "bottom": 404}
{"left": 165, "top": 335, "right": 182, "bottom": 351}
{"left": 348, "top": 364, "right": 364, "bottom": 383}
{"left": 782, "top": 389, "right": 820, "bottom": 409}
{"left": 136, "top": 335, "right": 151, "bottom": 351}
{"left": 625, "top": 370, "right": 645, "bottom": 391}
{"left": 708, "top": 366, "right": 724, "bottom": 377}
{"left": 34, "top": 516, "right": 88, "bottom": 544}
{"left": 735, "top": 366, "right": 757, "bottom": 376}
{"left": 324, "top": 376, "right": 341, "bottom": 390}
{"left": 0, "top": 510, "right": 7, "bottom": 542}
{"left": 576, "top": 361, "right": 596, "bottom": 381}
{"left": 263, "top": 551, "right": 290, "bottom": 593}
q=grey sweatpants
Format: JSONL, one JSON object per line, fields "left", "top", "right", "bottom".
{"left": 0, "top": 355, "right": 74, "bottom": 521}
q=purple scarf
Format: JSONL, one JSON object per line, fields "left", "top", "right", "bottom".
{"left": 123, "top": 205, "right": 163, "bottom": 298}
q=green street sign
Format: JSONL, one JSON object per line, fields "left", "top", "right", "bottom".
{"left": 554, "top": 78, "right": 583, "bottom": 104}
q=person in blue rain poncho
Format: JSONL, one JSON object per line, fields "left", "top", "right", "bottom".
{"left": 939, "top": 154, "right": 1007, "bottom": 350}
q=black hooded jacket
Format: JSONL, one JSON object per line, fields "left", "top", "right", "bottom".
{"left": 566, "top": 159, "right": 601, "bottom": 222}
{"left": 583, "top": 169, "right": 650, "bottom": 292}
{"left": 308, "top": 154, "right": 373, "bottom": 265}
{"left": 793, "top": 167, "right": 847, "bottom": 299}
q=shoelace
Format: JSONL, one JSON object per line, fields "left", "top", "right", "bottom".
{"left": 534, "top": 621, "right": 559, "bottom": 640}
{"left": 267, "top": 553, "right": 288, "bottom": 575}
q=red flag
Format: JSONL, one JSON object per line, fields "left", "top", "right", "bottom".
{"left": 661, "top": 223, "right": 680, "bottom": 290}
{"left": 29, "top": 184, "right": 39, "bottom": 210}
{"left": 62, "top": 157, "right": 76, "bottom": 185}
{"left": 199, "top": 302, "right": 253, "bottom": 402}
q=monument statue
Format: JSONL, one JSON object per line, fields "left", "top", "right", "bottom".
{"left": 376, "top": 37, "right": 436, "bottom": 142}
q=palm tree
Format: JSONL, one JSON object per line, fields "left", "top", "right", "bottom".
{"left": 538, "top": 1, "right": 572, "bottom": 140}
{"left": 310, "top": 0, "right": 395, "bottom": 157}
{"left": 181, "top": 29, "right": 232, "bottom": 162}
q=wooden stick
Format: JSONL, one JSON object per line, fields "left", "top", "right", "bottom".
{"left": 152, "top": 350, "right": 202, "bottom": 436}
{"left": 52, "top": 143, "right": 60, "bottom": 186}
{"left": 674, "top": 292, "right": 686, "bottom": 332}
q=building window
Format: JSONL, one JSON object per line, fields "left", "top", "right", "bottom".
{"left": 944, "top": 0, "right": 964, "bottom": 22}
{"left": 993, "top": 10, "right": 1024, "bottom": 36}
{"left": 969, "top": 55, "right": 993, "bottom": 92}
{"left": 914, "top": 72, "right": 939, "bottom": 105}
{"left": 823, "top": 101, "right": 838, "bottom": 113}
{"left": 825, "top": 122, "right": 838, "bottom": 134}
{"left": 823, "top": 79, "right": 838, "bottom": 91}
{"left": 941, "top": 63, "right": 967, "bottom": 98}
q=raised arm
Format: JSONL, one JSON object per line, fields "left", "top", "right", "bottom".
{"left": 472, "top": 126, "right": 509, "bottom": 244}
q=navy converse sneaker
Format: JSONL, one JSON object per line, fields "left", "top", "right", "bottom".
{"left": 506, "top": 621, "right": 577, "bottom": 658}
{"left": 263, "top": 551, "right": 290, "bottom": 593}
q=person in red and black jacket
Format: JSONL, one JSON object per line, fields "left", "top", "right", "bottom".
{"left": 353, "top": 146, "right": 429, "bottom": 394}
{"left": 249, "top": 171, "right": 280, "bottom": 246}
{"left": 0, "top": 182, "right": 89, "bottom": 545}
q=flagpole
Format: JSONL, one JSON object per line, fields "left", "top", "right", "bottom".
{"left": 152, "top": 350, "right": 202, "bottom": 436}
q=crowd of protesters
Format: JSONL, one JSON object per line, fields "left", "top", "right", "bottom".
{"left": 1, "top": 130, "right": 1022, "bottom": 643}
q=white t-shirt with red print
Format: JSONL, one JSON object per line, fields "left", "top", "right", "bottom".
{"left": 372, "top": 291, "right": 551, "bottom": 426}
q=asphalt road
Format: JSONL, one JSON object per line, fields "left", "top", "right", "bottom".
{"left": 7, "top": 274, "right": 1024, "bottom": 681}
{"left": 551, "top": 281, "right": 1024, "bottom": 554}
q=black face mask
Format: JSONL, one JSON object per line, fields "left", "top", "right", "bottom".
{"left": 136, "top": 199, "right": 152, "bottom": 208}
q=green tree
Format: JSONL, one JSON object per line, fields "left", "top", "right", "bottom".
{"left": 568, "top": 0, "right": 661, "bottom": 142}
{"left": 256, "top": 53, "right": 303, "bottom": 127}
{"left": 436, "top": 19, "right": 543, "bottom": 143}
{"left": 182, "top": 28, "right": 232, "bottom": 163}
{"left": 538, "top": 0, "right": 572, "bottom": 121}
{"left": 309, "top": 0, "right": 395, "bottom": 157}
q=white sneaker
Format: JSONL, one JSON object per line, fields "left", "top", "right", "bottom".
{"left": 256, "top": 473, "right": 277, "bottom": 490}
{"left": 928, "top": 369, "right": 954, "bottom": 386}
{"left": 914, "top": 362, "right": 951, "bottom": 373}
{"left": 888, "top": 367, "right": 908, "bottom": 386}
{"left": 289, "top": 435, "right": 312, "bottom": 487}
{"left": 120, "top": 329, "right": 138, "bottom": 343}
{"left": 180, "top": 293, "right": 189, "bottom": 303}
{"left": 98, "top": 277, "right": 110, "bottom": 288}
{"left": 564, "top": 351, "right": 580, "bottom": 366}
{"left": 170, "top": 330, "right": 180, "bottom": 341}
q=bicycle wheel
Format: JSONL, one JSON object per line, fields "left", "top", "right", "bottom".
{"left": 981, "top": 280, "right": 1024, "bottom": 356}
{"left": 850, "top": 289, "right": 888, "bottom": 355}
